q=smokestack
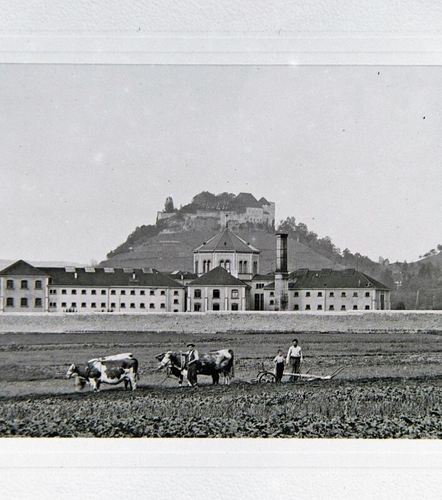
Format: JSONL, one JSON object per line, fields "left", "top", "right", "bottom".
{"left": 275, "top": 233, "right": 289, "bottom": 311}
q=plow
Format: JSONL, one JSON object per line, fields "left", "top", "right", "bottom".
{"left": 252, "top": 365, "right": 347, "bottom": 384}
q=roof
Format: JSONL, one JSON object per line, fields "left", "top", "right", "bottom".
{"left": 40, "top": 267, "right": 185, "bottom": 288}
{"left": 234, "top": 192, "right": 262, "bottom": 208}
{"left": 189, "top": 266, "right": 250, "bottom": 287}
{"left": 0, "top": 260, "right": 49, "bottom": 277}
{"left": 263, "top": 268, "right": 390, "bottom": 290}
{"left": 194, "top": 226, "right": 260, "bottom": 254}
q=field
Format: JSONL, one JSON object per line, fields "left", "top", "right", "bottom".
{"left": 2, "top": 327, "right": 442, "bottom": 438}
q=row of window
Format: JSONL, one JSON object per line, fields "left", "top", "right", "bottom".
{"left": 295, "top": 291, "right": 371, "bottom": 298}
{"left": 49, "top": 289, "right": 179, "bottom": 296}
{"left": 193, "top": 302, "right": 239, "bottom": 311}
{"left": 6, "top": 279, "right": 43, "bottom": 290}
{"left": 193, "top": 289, "right": 240, "bottom": 299}
{"left": 49, "top": 301, "right": 176, "bottom": 309}
{"left": 196, "top": 261, "right": 258, "bottom": 274}
{"left": 6, "top": 298, "right": 42, "bottom": 307}
{"left": 293, "top": 304, "right": 370, "bottom": 311}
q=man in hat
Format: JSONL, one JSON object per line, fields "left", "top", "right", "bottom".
{"left": 185, "top": 343, "right": 199, "bottom": 387}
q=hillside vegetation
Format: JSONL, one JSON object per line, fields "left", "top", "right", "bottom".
{"left": 101, "top": 191, "right": 442, "bottom": 310}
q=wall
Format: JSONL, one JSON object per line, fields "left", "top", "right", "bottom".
{"left": 1, "top": 311, "right": 442, "bottom": 334}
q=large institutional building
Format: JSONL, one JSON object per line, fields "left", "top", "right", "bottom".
{"left": 0, "top": 227, "right": 391, "bottom": 313}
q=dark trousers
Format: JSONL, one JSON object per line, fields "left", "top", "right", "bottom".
{"left": 187, "top": 363, "right": 198, "bottom": 386}
{"left": 275, "top": 363, "right": 284, "bottom": 382}
{"left": 289, "top": 357, "right": 301, "bottom": 381}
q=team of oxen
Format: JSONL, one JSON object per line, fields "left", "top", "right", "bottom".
{"left": 66, "top": 348, "right": 234, "bottom": 392}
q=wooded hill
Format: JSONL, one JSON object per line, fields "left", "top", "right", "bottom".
{"left": 101, "top": 191, "right": 442, "bottom": 310}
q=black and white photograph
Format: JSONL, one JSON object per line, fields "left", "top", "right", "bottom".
{"left": 1, "top": 1, "right": 442, "bottom": 498}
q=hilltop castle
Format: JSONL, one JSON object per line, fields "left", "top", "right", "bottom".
{"left": 156, "top": 192, "right": 275, "bottom": 231}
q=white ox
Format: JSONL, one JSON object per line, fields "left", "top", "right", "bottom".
{"left": 66, "top": 353, "right": 139, "bottom": 392}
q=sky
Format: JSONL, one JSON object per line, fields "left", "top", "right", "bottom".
{"left": 1, "top": 64, "right": 441, "bottom": 265}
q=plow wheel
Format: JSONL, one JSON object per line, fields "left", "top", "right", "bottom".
{"left": 258, "top": 372, "right": 276, "bottom": 383}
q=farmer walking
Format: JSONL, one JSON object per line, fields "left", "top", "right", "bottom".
{"left": 286, "top": 338, "right": 303, "bottom": 381}
{"left": 186, "top": 342, "right": 199, "bottom": 387}
{"left": 273, "top": 349, "right": 285, "bottom": 382}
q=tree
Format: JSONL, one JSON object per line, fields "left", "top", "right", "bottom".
{"left": 164, "top": 196, "right": 175, "bottom": 213}
{"left": 192, "top": 191, "right": 217, "bottom": 210}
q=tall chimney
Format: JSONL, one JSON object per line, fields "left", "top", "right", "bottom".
{"left": 275, "top": 233, "right": 289, "bottom": 311}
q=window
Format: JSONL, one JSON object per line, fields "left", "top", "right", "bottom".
{"left": 194, "top": 289, "right": 201, "bottom": 299}
{"left": 365, "top": 292, "right": 370, "bottom": 298}
{"left": 81, "top": 290, "right": 87, "bottom": 295}
{"left": 101, "top": 290, "right": 106, "bottom": 295}
{"left": 160, "top": 303, "right": 166, "bottom": 309}
{"left": 50, "top": 289, "right": 56, "bottom": 295}
{"left": 213, "top": 289, "right": 220, "bottom": 299}
{"left": 174, "top": 290, "right": 179, "bottom": 295}
{"left": 269, "top": 300, "right": 274, "bottom": 305}
{"left": 329, "top": 292, "right": 335, "bottom": 297}
{"left": 71, "top": 290, "right": 77, "bottom": 295}
{"left": 20, "top": 298, "right": 28, "bottom": 307}
{"left": 341, "top": 305, "right": 346, "bottom": 310}
{"left": 294, "top": 292, "right": 299, "bottom": 297}
{"left": 150, "top": 290, "right": 155, "bottom": 296}
{"left": 35, "top": 298, "right": 42, "bottom": 307}
{"left": 91, "top": 303, "right": 96, "bottom": 308}
{"left": 130, "top": 290, "right": 136, "bottom": 295}
{"left": 81, "top": 303, "right": 87, "bottom": 308}
{"left": 140, "top": 290, "right": 145, "bottom": 296}
{"left": 120, "top": 303, "right": 126, "bottom": 309}
{"left": 6, "top": 298, "right": 14, "bottom": 307}
{"left": 231, "top": 303, "right": 239, "bottom": 311}
{"left": 329, "top": 305, "right": 334, "bottom": 311}
{"left": 341, "top": 292, "right": 346, "bottom": 297}
{"left": 293, "top": 304, "right": 299, "bottom": 310}
{"left": 91, "top": 290, "right": 97, "bottom": 295}
{"left": 140, "top": 303, "right": 145, "bottom": 309}
{"left": 130, "top": 303, "right": 136, "bottom": 309}
{"left": 305, "top": 304, "right": 311, "bottom": 310}
{"left": 306, "top": 292, "right": 311, "bottom": 297}
{"left": 62, "top": 289, "right": 67, "bottom": 295}
{"left": 21, "top": 280, "right": 28, "bottom": 289}
{"left": 101, "top": 302, "right": 106, "bottom": 308}
{"left": 365, "top": 305, "right": 370, "bottom": 310}
{"left": 174, "top": 299, "right": 179, "bottom": 304}
{"left": 212, "top": 303, "right": 220, "bottom": 311}
{"left": 256, "top": 283, "right": 264, "bottom": 289}
{"left": 110, "top": 302, "right": 116, "bottom": 308}
{"left": 195, "top": 261, "right": 199, "bottom": 274}
{"left": 270, "top": 292, "right": 274, "bottom": 297}
{"left": 6, "top": 280, "right": 14, "bottom": 289}
{"left": 353, "top": 292, "right": 358, "bottom": 297}
{"left": 160, "top": 290, "right": 165, "bottom": 296}
{"left": 317, "top": 305, "right": 323, "bottom": 310}
{"left": 120, "top": 290, "right": 126, "bottom": 295}
{"left": 49, "top": 302, "right": 57, "bottom": 308}
{"left": 353, "top": 305, "right": 358, "bottom": 310}
{"left": 149, "top": 303, "right": 155, "bottom": 309}
{"left": 243, "top": 261, "right": 248, "bottom": 273}
{"left": 61, "top": 302, "right": 67, "bottom": 308}
{"left": 35, "top": 280, "right": 42, "bottom": 290}
{"left": 317, "top": 292, "right": 323, "bottom": 297}
{"left": 231, "top": 289, "right": 239, "bottom": 299}
{"left": 225, "top": 260, "right": 231, "bottom": 272}
{"left": 71, "top": 302, "right": 77, "bottom": 308}
{"left": 253, "top": 261, "right": 258, "bottom": 274}
{"left": 111, "top": 290, "right": 116, "bottom": 295}
{"left": 219, "top": 260, "right": 224, "bottom": 268}
{"left": 194, "top": 303, "right": 201, "bottom": 312}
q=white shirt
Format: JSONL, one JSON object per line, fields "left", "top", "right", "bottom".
{"left": 286, "top": 345, "right": 302, "bottom": 364}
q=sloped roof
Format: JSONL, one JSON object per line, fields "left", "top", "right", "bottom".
{"left": 41, "top": 267, "right": 185, "bottom": 288}
{"left": 194, "top": 226, "right": 260, "bottom": 254}
{"left": 0, "top": 260, "right": 49, "bottom": 277}
{"left": 234, "top": 192, "right": 262, "bottom": 208}
{"left": 259, "top": 197, "right": 270, "bottom": 205}
{"left": 263, "top": 268, "right": 390, "bottom": 290}
{"left": 189, "top": 266, "right": 250, "bottom": 287}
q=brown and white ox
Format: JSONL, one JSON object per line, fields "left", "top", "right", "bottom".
{"left": 155, "top": 349, "right": 234, "bottom": 386}
{"left": 66, "top": 353, "right": 139, "bottom": 392}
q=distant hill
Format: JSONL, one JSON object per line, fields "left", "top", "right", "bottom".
{"left": 101, "top": 230, "right": 343, "bottom": 273}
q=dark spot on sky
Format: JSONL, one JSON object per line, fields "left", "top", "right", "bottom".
{"left": 423, "top": 116, "right": 426, "bottom": 119}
